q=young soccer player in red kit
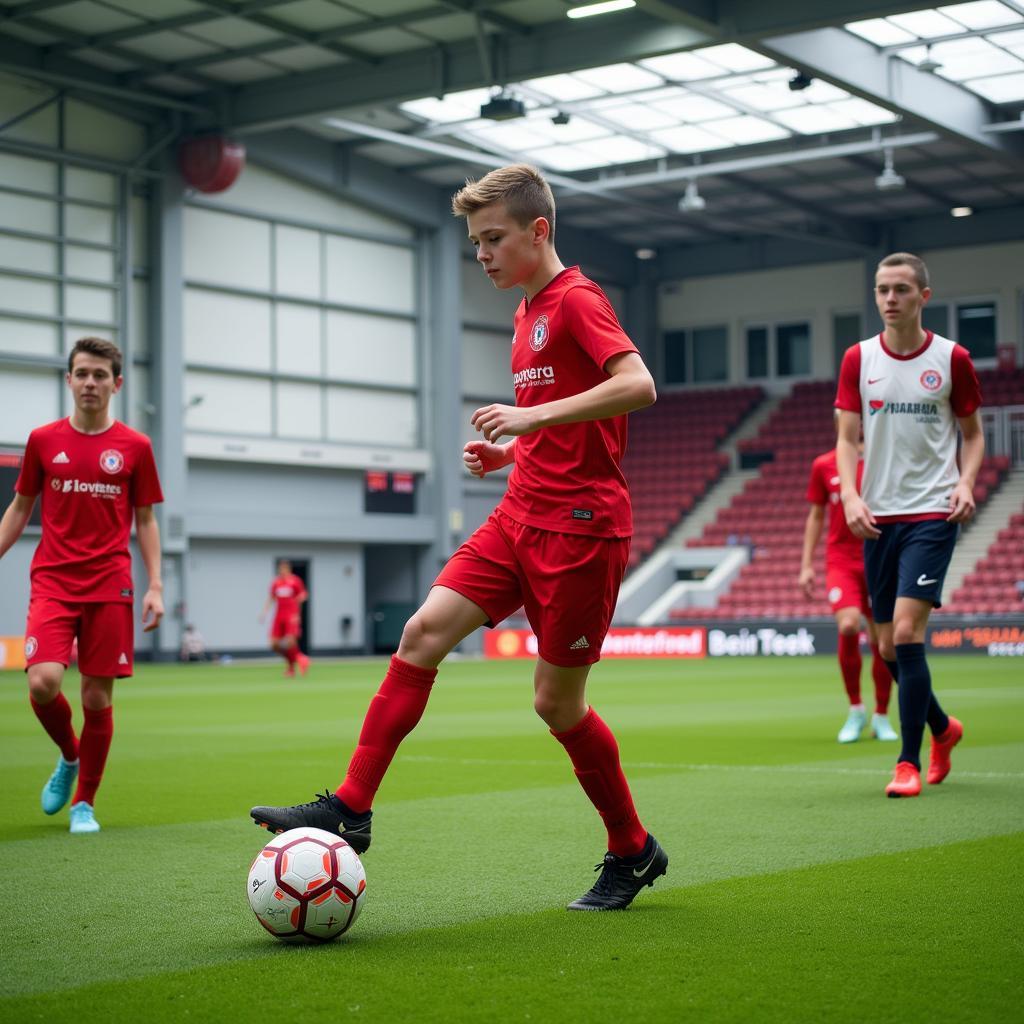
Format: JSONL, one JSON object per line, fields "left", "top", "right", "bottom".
{"left": 0, "top": 337, "right": 164, "bottom": 833}
{"left": 799, "top": 423, "right": 897, "bottom": 743}
{"left": 253, "top": 164, "right": 668, "bottom": 910}
{"left": 259, "top": 559, "right": 309, "bottom": 677}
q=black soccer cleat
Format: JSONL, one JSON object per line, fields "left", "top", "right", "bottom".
{"left": 567, "top": 834, "right": 668, "bottom": 911}
{"left": 250, "top": 791, "right": 372, "bottom": 854}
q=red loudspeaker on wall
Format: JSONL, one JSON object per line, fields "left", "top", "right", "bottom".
{"left": 177, "top": 135, "right": 245, "bottom": 193}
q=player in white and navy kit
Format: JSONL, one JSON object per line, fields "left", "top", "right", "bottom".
{"left": 835, "top": 252, "right": 983, "bottom": 798}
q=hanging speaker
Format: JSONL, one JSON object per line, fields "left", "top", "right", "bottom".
{"left": 177, "top": 135, "right": 245, "bottom": 193}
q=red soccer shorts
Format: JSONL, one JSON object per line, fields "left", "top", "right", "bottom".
{"left": 434, "top": 509, "right": 629, "bottom": 668}
{"left": 825, "top": 563, "right": 872, "bottom": 617}
{"left": 271, "top": 614, "right": 301, "bottom": 641}
{"left": 24, "top": 595, "right": 135, "bottom": 678}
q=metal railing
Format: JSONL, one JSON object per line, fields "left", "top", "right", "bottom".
{"left": 981, "top": 405, "right": 1024, "bottom": 466}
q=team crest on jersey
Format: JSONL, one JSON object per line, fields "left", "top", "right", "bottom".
{"left": 51, "top": 478, "right": 62, "bottom": 491}
{"left": 828, "top": 587, "right": 843, "bottom": 605}
{"left": 100, "top": 449, "right": 124, "bottom": 474}
{"left": 529, "top": 315, "right": 550, "bottom": 352}
{"left": 25, "top": 636, "right": 38, "bottom": 659}
{"left": 920, "top": 369, "right": 942, "bottom": 392}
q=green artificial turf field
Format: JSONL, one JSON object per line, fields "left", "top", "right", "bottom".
{"left": 1, "top": 655, "right": 1021, "bottom": 1024}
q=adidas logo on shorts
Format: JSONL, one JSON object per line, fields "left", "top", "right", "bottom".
{"left": 569, "top": 636, "right": 590, "bottom": 651}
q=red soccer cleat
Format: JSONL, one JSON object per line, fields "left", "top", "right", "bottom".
{"left": 283, "top": 665, "right": 295, "bottom": 678}
{"left": 886, "top": 761, "right": 921, "bottom": 798}
{"left": 297, "top": 653, "right": 310, "bottom": 676}
{"left": 927, "top": 716, "right": 963, "bottom": 785}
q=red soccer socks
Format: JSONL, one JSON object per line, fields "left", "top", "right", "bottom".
{"left": 837, "top": 631, "right": 862, "bottom": 705}
{"left": 335, "top": 655, "right": 437, "bottom": 814}
{"left": 30, "top": 692, "right": 79, "bottom": 762}
{"left": 73, "top": 705, "right": 113, "bottom": 807}
{"left": 552, "top": 707, "right": 648, "bottom": 858}
{"left": 870, "top": 643, "right": 893, "bottom": 714}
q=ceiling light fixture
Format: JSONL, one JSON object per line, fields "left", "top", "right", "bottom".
{"left": 567, "top": 0, "right": 636, "bottom": 18}
{"left": 875, "top": 147, "right": 905, "bottom": 191}
{"left": 917, "top": 44, "right": 942, "bottom": 74}
{"left": 788, "top": 71, "right": 813, "bottom": 92}
{"left": 635, "top": 247, "right": 657, "bottom": 260}
{"left": 678, "top": 180, "right": 706, "bottom": 213}
{"left": 551, "top": 111, "right": 572, "bottom": 125}
{"left": 950, "top": 206, "right": 973, "bottom": 217}
{"left": 480, "top": 91, "right": 526, "bottom": 121}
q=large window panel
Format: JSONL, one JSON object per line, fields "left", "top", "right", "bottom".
{"left": 65, "top": 167, "right": 117, "bottom": 204}
{"left": 66, "top": 284, "right": 115, "bottom": 324}
{"left": 0, "top": 274, "right": 58, "bottom": 317}
{"left": 276, "top": 381, "right": 322, "bottom": 439}
{"left": 0, "top": 192, "right": 57, "bottom": 235}
{"left": 64, "top": 325, "right": 116, "bottom": 355}
{"left": 832, "top": 312, "right": 862, "bottom": 376}
{"left": 462, "top": 328, "right": 511, "bottom": 397}
{"left": 325, "top": 235, "right": 414, "bottom": 313}
{"left": 460, "top": 258, "right": 519, "bottom": 327}
{"left": 0, "top": 369, "right": 60, "bottom": 443}
{"left": 663, "top": 329, "right": 688, "bottom": 384}
{"left": 0, "top": 236, "right": 56, "bottom": 276}
{"left": 66, "top": 246, "right": 115, "bottom": 283}
{"left": 957, "top": 303, "right": 996, "bottom": 361}
{"left": 922, "top": 304, "right": 949, "bottom": 337}
{"left": 0, "top": 152, "right": 57, "bottom": 193}
{"left": 131, "top": 195, "right": 148, "bottom": 270}
{"left": 275, "top": 303, "right": 322, "bottom": 375}
{"left": 185, "top": 372, "right": 272, "bottom": 436}
{"left": 184, "top": 207, "right": 271, "bottom": 291}
{"left": 0, "top": 317, "right": 59, "bottom": 358}
{"left": 275, "top": 225, "right": 321, "bottom": 299}
{"left": 65, "top": 203, "right": 114, "bottom": 246}
{"left": 746, "top": 327, "right": 769, "bottom": 378}
{"left": 325, "top": 310, "right": 415, "bottom": 387}
{"left": 776, "top": 322, "right": 811, "bottom": 377}
{"left": 326, "top": 387, "right": 416, "bottom": 447}
{"left": 692, "top": 325, "right": 728, "bottom": 382}
{"left": 185, "top": 289, "right": 272, "bottom": 371}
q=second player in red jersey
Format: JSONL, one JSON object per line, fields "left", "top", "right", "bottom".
{"left": 0, "top": 337, "right": 164, "bottom": 834}
{"left": 800, "top": 438, "right": 896, "bottom": 744}
{"left": 252, "top": 164, "right": 668, "bottom": 912}
{"left": 260, "top": 559, "right": 309, "bottom": 677}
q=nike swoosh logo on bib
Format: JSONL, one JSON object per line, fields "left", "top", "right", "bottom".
{"left": 917, "top": 575, "right": 937, "bottom": 586}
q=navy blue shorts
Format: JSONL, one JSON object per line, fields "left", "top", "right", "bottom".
{"left": 864, "top": 520, "right": 959, "bottom": 624}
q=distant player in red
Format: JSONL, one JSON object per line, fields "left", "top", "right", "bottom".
{"left": 799, "top": 427, "right": 897, "bottom": 744}
{"left": 0, "top": 337, "right": 164, "bottom": 834}
{"left": 259, "top": 559, "right": 309, "bottom": 677}
{"left": 253, "top": 164, "right": 668, "bottom": 911}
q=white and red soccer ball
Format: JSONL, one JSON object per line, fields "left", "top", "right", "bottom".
{"left": 247, "top": 827, "right": 366, "bottom": 943}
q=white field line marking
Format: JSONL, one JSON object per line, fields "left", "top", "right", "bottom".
{"left": 399, "top": 754, "right": 1024, "bottom": 780}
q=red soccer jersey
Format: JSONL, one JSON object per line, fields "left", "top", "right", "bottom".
{"left": 15, "top": 418, "right": 163, "bottom": 603}
{"left": 805, "top": 448, "right": 864, "bottom": 569}
{"left": 497, "top": 267, "right": 638, "bottom": 538}
{"left": 270, "top": 574, "right": 307, "bottom": 618}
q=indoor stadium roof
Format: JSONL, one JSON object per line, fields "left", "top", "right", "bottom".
{"left": 2, "top": 0, "right": 1024, "bottom": 260}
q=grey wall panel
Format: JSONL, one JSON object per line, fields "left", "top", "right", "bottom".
{"left": 186, "top": 539, "right": 363, "bottom": 652}
{"left": 0, "top": 539, "right": 33, "bottom": 634}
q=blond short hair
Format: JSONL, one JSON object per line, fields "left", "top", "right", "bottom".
{"left": 451, "top": 164, "right": 556, "bottom": 242}
{"left": 877, "top": 252, "right": 929, "bottom": 290}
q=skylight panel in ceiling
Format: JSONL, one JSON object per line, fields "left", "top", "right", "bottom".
{"left": 526, "top": 115, "right": 616, "bottom": 143}
{"left": 888, "top": 9, "right": 969, "bottom": 37}
{"left": 521, "top": 73, "right": 605, "bottom": 101}
{"left": 638, "top": 51, "right": 724, "bottom": 81}
{"left": 401, "top": 88, "right": 493, "bottom": 123}
{"left": 828, "top": 97, "right": 899, "bottom": 125}
{"left": 937, "top": 1, "right": 1022, "bottom": 29}
{"left": 649, "top": 124, "right": 732, "bottom": 153}
{"left": 965, "top": 69, "right": 1024, "bottom": 99}
{"left": 650, "top": 92, "right": 736, "bottom": 122}
{"left": 845, "top": 18, "right": 918, "bottom": 45}
{"left": 467, "top": 123, "right": 561, "bottom": 151}
{"left": 593, "top": 102, "right": 679, "bottom": 130}
{"left": 935, "top": 44, "right": 1023, "bottom": 79}
{"left": 720, "top": 82, "right": 796, "bottom": 111}
{"left": 773, "top": 105, "right": 859, "bottom": 134}
{"left": 524, "top": 144, "right": 612, "bottom": 171}
{"left": 700, "top": 115, "right": 790, "bottom": 144}
{"left": 697, "top": 43, "right": 776, "bottom": 72}
{"left": 576, "top": 135, "right": 667, "bottom": 165}
{"left": 572, "top": 62, "right": 664, "bottom": 93}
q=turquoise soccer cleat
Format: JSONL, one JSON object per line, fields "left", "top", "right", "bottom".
{"left": 837, "top": 705, "right": 867, "bottom": 744}
{"left": 871, "top": 713, "right": 899, "bottom": 741}
{"left": 41, "top": 756, "right": 79, "bottom": 815}
{"left": 69, "top": 801, "right": 101, "bottom": 834}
